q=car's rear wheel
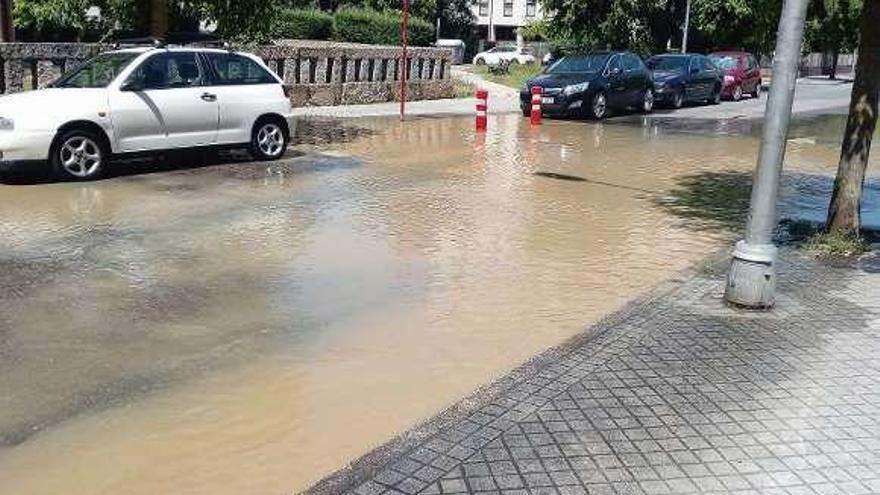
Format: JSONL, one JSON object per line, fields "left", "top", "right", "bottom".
{"left": 709, "top": 85, "right": 722, "bottom": 105}
{"left": 509, "top": 59, "right": 520, "bottom": 65}
{"left": 587, "top": 91, "right": 608, "bottom": 120}
{"left": 251, "top": 119, "right": 288, "bottom": 161}
{"left": 640, "top": 89, "right": 654, "bottom": 114}
{"left": 671, "top": 88, "right": 684, "bottom": 109}
{"left": 474, "top": 57, "right": 486, "bottom": 66}
{"left": 521, "top": 105, "right": 531, "bottom": 117}
{"left": 751, "top": 83, "right": 761, "bottom": 98}
{"left": 51, "top": 129, "right": 107, "bottom": 181}
{"left": 732, "top": 84, "right": 743, "bottom": 101}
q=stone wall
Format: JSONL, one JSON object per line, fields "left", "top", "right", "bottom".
{"left": 0, "top": 40, "right": 454, "bottom": 106}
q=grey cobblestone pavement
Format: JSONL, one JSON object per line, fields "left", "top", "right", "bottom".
{"left": 308, "top": 248, "right": 880, "bottom": 495}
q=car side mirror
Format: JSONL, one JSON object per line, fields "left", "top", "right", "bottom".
{"left": 120, "top": 80, "right": 143, "bottom": 92}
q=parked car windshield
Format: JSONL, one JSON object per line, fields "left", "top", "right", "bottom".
{"left": 545, "top": 54, "right": 609, "bottom": 74}
{"left": 54, "top": 52, "right": 140, "bottom": 88}
{"left": 709, "top": 55, "right": 738, "bottom": 70}
{"left": 646, "top": 56, "right": 688, "bottom": 72}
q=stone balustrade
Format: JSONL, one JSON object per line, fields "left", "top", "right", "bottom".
{"left": 0, "top": 40, "right": 454, "bottom": 106}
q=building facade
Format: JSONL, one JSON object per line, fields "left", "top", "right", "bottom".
{"left": 472, "top": 0, "right": 544, "bottom": 43}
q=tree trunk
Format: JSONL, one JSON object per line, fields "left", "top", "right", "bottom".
{"left": 829, "top": 48, "right": 839, "bottom": 80}
{"left": 0, "top": 0, "right": 14, "bottom": 42}
{"left": 139, "top": 0, "right": 169, "bottom": 37}
{"left": 826, "top": 0, "right": 880, "bottom": 235}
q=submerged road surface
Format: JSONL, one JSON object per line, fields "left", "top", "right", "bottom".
{"left": 0, "top": 113, "right": 876, "bottom": 494}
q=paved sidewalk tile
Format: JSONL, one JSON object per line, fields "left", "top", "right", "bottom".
{"left": 312, "top": 249, "right": 880, "bottom": 495}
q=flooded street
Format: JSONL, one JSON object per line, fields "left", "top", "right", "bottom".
{"left": 0, "top": 113, "right": 877, "bottom": 494}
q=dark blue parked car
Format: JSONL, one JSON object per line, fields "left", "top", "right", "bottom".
{"left": 520, "top": 51, "right": 655, "bottom": 120}
{"left": 646, "top": 53, "right": 723, "bottom": 109}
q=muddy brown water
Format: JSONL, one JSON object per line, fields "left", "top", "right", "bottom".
{"left": 0, "top": 113, "right": 876, "bottom": 494}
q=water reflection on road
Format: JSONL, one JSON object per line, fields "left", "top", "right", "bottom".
{"left": 0, "top": 113, "right": 875, "bottom": 494}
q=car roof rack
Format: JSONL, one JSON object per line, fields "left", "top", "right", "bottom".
{"left": 111, "top": 32, "right": 231, "bottom": 50}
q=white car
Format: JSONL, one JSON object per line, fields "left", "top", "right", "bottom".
{"left": 0, "top": 45, "right": 295, "bottom": 180}
{"left": 473, "top": 46, "right": 536, "bottom": 66}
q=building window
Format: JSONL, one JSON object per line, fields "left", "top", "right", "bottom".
{"left": 526, "top": 0, "right": 536, "bottom": 16}
{"left": 478, "top": 0, "right": 488, "bottom": 16}
{"left": 503, "top": 0, "right": 513, "bottom": 16}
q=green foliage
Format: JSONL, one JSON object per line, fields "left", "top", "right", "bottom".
{"left": 471, "top": 64, "right": 543, "bottom": 90}
{"left": 806, "top": 231, "right": 869, "bottom": 257}
{"left": 521, "top": 18, "right": 548, "bottom": 42}
{"left": 805, "top": 0, "right": 862, "bottom": 53}
{"left": 356, "top": 0, "right": 437, "bottom": 23}
{"left": 333, "top": 7, "right": 433, "bottom": 46}
{"left": 276, "top": 9, "right": 335, "bottom": 39}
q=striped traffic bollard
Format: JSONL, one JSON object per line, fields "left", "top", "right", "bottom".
{"left": 530, "top": 86, "right": 543, "bottom": 125}
{"left": 475, "top": 89, "right": 488, "bottom": 131}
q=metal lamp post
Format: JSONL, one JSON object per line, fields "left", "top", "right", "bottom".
{"left": 724, "top": 0, "right": 810, "bottom": 308}
{"left": 682, "top": 0, "right": 691, "bottom": 53}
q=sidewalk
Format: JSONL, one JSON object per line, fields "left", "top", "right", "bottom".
{"left": 308, "top": 246, "right": 880, "bottom": 495}
{"left": 292, "top": 74, "right": 851, "bottom": 122}
{"left": 290, "top": 69, "right": 520, "bottom": 119}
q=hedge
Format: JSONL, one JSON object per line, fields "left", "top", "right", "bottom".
{"left": 333, "top": 8, "right": 434, "bottom": 46}
{"left": 276, "top": 9, "right": 334, "bottom": 40}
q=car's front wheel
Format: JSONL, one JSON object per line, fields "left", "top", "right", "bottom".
{"left": 587, "top": 91, "right": 608, "bottom": 120}
{"left": 732, "top": 84, "right": 743, "bottom": 101}
{"left": 671, "top": 88, "right": 684, "bottom": 109}
{"left": 751, "top": 83, "right": 762, "bottom": 98}
{"left": 251, "top": 119, "right": 288, "bottom": 161}
{"left": 51, "top": 129, "right": 107, "bottom": 181}
{"left": 640, "top": 89, "right": 654, "bottom": 114}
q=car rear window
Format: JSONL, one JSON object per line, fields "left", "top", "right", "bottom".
{"left": 204, "top": 53, "right": 277, "bottom": 85}
{"left": 709, "top": 55, "right": 738, "bottom": 70}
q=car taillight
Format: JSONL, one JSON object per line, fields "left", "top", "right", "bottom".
{"left": 282, "top": 84, "right": 293, "bottom": 98}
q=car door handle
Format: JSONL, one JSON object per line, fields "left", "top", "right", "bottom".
{"left": 200, "top": 92, "right": 217, "bottom": 102}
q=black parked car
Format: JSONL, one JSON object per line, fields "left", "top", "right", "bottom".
{"left": 646, "top": 53, "right": 723, "bottom": 108}
{"left": 520, "top": 51, "right": 655, "bottom": 120}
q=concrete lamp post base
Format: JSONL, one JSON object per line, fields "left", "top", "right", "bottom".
{"left": 725, "top": 240, "right": 778, "bottom": 308}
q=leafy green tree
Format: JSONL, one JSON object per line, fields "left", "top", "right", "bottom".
{"left": 805, "top": 0, "right": 862, "bottom": 78}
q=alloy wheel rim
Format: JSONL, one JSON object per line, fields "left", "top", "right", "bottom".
{"left": 734, "top": 86, "right": 742, "bottom": 100}
{"left": 644, "top": 91, "right": 654, "bottom": 112}
{"left": 593, "top": 94, "right": 606, "bottom": 118}
{"left": 673, "top": 91, "right": 683, "bottom": 108}
{"left": 60, "top": 136, "right": 101, "bottom": 178}
{"left": 257, "top": 123, "right": 284, "bottom": 157}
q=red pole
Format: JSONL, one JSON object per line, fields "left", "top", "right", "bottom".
{"left": 476, "top": 89, "right": 488, "bottom": 131}
{"left": 399, "top": 0, "right": 410, "bottom": 120}
{"left": 530, "top": 86, "right": 543, "bottom": 125}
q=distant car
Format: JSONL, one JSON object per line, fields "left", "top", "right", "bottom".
{"left": 0, "top": 46, "right": 294, "bottom": 180}
{"left": 473, "top": 46, "right": 536, "bottom": 66}
{"left": 520, "top": 51, "right": 654, "bottom": 120}
{"left": 646, "top": 53, "right": 722, "bottom": 108}
{"left": 709, "top": 51, "right": 762, "bottom": 101}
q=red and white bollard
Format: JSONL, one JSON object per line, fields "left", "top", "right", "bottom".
{"left": 530, "top": 86, "right": 543, "bottom": 125}
{"left": 475, "top": 89, "right": 488, "bottom": 131}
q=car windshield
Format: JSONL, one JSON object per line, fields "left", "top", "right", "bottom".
{"left": 53, "top": 52, "right": 140, "bottom": 88}
{"left": 709, "top": 55, "right": 738, "bottom": 70}
{"left": 545, "top": 54, "right": 609, "bottom": 74}
{"left": 646, "top": 56, "right": 688, "bottom": 72}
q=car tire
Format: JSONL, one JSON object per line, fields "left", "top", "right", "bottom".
{"left": 521, "top": 105, "right": 531, "bottom": 117}
{"left": 751, "top": 83, "right": 761, "bottom": 98}
{"left": 640, "top": 88, "right": 654, "bottom": 114}
{"left": 250, "top": 118, "right": 288, "bottom": 161}
{"left": 709, "top": 86, "right": 722, "bottom": 105}
{"left": 671, "top": 88, "right": 684, "bottom": 109}
{"left": 587, "top": 91, "right": 608, "bottom": 120}
{"left": 510, "top": 59, "right": 520, "bottom": 65}
{"left": 474, "top": 57, "right": 486, "bottom": 66}
{"left": 732, "top": 84, "right": 743, "bottom": 101}
{"left": 50, "top": 129, "right": 107, "bottom": 181}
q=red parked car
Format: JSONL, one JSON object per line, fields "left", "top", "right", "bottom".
{"left": 709, "top": 51, "right": 762, "bottom": 101}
